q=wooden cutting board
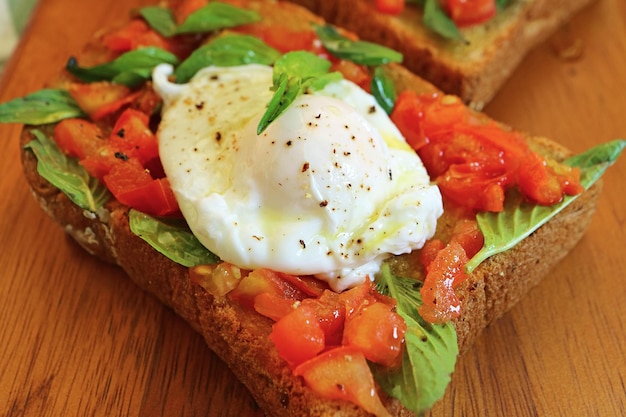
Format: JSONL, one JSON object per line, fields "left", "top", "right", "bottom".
{"left": 0, "top": 0, "right": 624, "bottom": 416}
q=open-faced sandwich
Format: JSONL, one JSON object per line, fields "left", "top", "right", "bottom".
{"left": 287, "top": 0, "right": 594, "bottom": 109}
{"left": 0, "top": 0, "right": 624, "bottom": 416}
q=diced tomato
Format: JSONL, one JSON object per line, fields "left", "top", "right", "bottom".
{"left": 450, "top": 218, "right": 484, "bottom": 259}
{"left": 420, "top": 238, "right": 446, "bottom": 271}
{"left": 294, "top": 346, "right": 392, "bottom": 417}
{"left": 67, "top": 82, "right": 134, "bottom": 120}
{"left": 270, "top": 304, "right": 326, "bottom": 367}
{"left": 102, "top": 159, "right": 179, "bottom": 216}
{"left": 109, "top": 108, "right": 159, "bottom": 165}
{"left": 254, "top": 292, "right": 297, "bottom": 321}
{"left": 103, "top": 19, "right": 172, "bottom": 53}
{"left": 390, "top": 90, "right": 428, "bottom": 150}
{"left": 300, "top": 294, "right": 346, "bottom": 347}
{"left": 445, "top": 0, "right": 497, "bottom": 27}
{"left": 54, "top": 118, "right": 105, "bottom": 159}
{"left": 419, "top": 241, "right": 469, "bottom": 323}
{"left": 234, "top": 23, "right": 324, "bottom": 55}
{"left": 517, "top": 151, "right": 582, "bottom": 206}
{"left": 229, "top": 268, "right": 307, "bottom": 308}
{"left": 342, "top": 301, "right": 406, "bottom": 367}
{"left": 172, "top": 0, "right": 208, "bottom": 24}
{"left": 375, "top": 0, "right": 405, "bottom": 15}
{"left": 189, "top": 262, "right": 243, "bottom": 297}
{"left": 392, "top": 90, "right": 583, "bottom": 212}
{"left": 331, "top": 60, "right": 372, "bottom": 92}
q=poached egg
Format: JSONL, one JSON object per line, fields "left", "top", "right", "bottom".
{"left": 152, "top": 63, "right": 442, "bottom": 291}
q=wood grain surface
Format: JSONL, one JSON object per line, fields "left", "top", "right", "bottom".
{"left": 0, "top": 0, "right": 624, "bottom": 416}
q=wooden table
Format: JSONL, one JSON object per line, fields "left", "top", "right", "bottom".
{"left": 0, "top": 0, "right": 624, "bottom": 416}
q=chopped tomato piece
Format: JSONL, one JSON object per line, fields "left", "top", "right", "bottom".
{"left": 109, "top": 108, "right": 159, "bottom": 165}
{"left": 450, "top": 218, "right": 484, "bottom": 259}
{"left": 343, "top": 301, "right": 406, "bottom": 367}
{"left": 375, "top": 0, "right": 405, "bottom": 15}
{"left": 392, "top": 91, "right": 583, "bottom": 212}
{"left": 445, "top": 0, "right": 497, "bottom": 27}
{"left": 103, "top": 159, "right": 180, "bottom": 216}
{"left": 67, "top": 82, "right": 134, "bottom": 120}
{"left": 54, "top": 118, "right": 105, "bottom": 159}
{"left": 103, "top": 19, "right": 172, "bottom": 53}
{"left": 331, "top": 60, "right": 372, "bottom": 92}
{"left": 294, "top": 346, "right": 392, "bottom": 417}
{"left": 419, "top": 241, "right": 468, "bottom": 323}
{"left": 390, "top": 90, "right": 427, "bottom": 150}
{"left": 254, "top": 292, "right": 297, "bottom": 321}
{"left": 172, "top": 0, "right": 208, "bottom": 24}
{"left": 229, "top": 268, "right": 307, "bottom": 308}
{"left": 234, "top": 23, "right": 324, "bottom": 55}
{"left": 189, "top": 262, "right": 243, "bottom": 297}
{"left": 270, "top": 304, "right": 326, "bottom": 367}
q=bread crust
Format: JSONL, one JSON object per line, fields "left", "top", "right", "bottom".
{"left": 287, "top": 0, "right": 593, "bottom": 109}
{"left": 17, "top": 1, "right": 602, "bottom": 415}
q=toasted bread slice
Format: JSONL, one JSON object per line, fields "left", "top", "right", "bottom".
{"left": 16, "top": 0, "right": 602, "bottom": 415}
{"left": 287, "top": 0, "right": 593, "bottom": 109}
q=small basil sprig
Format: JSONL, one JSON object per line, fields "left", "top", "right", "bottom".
{"left": 66, "top": 47, "right": 179, "bottom": 87}
{"left": 423, "top": 0, "right": 463, "bottom": 41}
{"left": 0, "top": 89, "right": 85, "bottom": 125}
{"left": 175, "top": 34, "right": 280, "bottom": 83}
{"left": 129, "top": 209, "right": 220, "bottom": 267}
{"left": 374, "top": 263, "right": 458, "bottom": 415}
{"left": 141, "top": 2, "right": 260, "bottom": 36}
{"left": 370, "top": 66, "right": 397, "bottom": 115}
{"left": 257, "top": 51, "right": 342, "bottom": 134}
{"left": 314, "top": 24, "right": 403, "bottom": 66}
{"left": 25, "top": 129, "right": 111, "bottom": 212}
{"left": 466, "top": 139, "right": 626, "bottom": 272}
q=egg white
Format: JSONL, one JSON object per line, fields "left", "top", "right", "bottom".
{"left": 152, "top": 63, "right": 442, "bottom": 291}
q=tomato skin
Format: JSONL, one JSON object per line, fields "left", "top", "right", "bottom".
{"left": 419, "top": 241, "right": 469, "bottom": 323}
{"left": 375, "top": 0, "right": 405, "bottom": 15}
{"left": 445, "top": 0, "right": 497, "bottom": 27}
{"left": 390, "top": 90, "right": 427, "bottom": 150}
{"left": 54, "top": 118, "right": 105, "bottom": 159}
{"left": 109, "top": 108, "right": 159, "bottom": 165}
{"left": 342, "top": 301, "right": 406, "bottom": 367}
{"left": 393, "top": 91, "right": 583, "bottom": 212}
{"left": 269, "top": 304, "right": 326, "bottom": 367}
{"left": 294, "top": 346, "right": 392, "bottom": 417}
{"left": 102, "top": 159, "right": 180, "bottom": 216}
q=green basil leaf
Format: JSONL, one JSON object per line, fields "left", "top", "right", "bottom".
{"left": 176, "top": 2, "right": 260, "bottom": 34}
{"left": 496, "top": 0, "right": 513, "bottom": 10}
{"left": 423, "top": 0, "right": 463, "bottom": 41}
{"left": 371, "top": 66, "right": 397, "bottom": 115}
{"left": 129, "top": 209, "right": 220, "bottom": 267}
{"left": 314, "top": 24, "right": 403, "bottom": 66}
{"left": 175, "top": 34, "right": 280, "bottom": 83}
{"left": 466, "top": 139, "right": 626, "bottom": 272}
{"left": 0, "top": 89, "right": 86, "bottom": 125}
{"left": 139, "top": 6, "right": 178, "bottom": 37}
{"left": 257, "top": 51, "right": 342, "bottom": 134}
{"left": 66, "top": 47, "right": 179, "bottom": 86}
{"left": 374, "top": 264, "right": 458, "bottom": 415}
{"left": 24, "top": 130, "right": 110, "bottom": 212}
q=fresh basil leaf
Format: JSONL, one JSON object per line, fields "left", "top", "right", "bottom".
{"left": 176, "top": 2, "right": 260, "bottom": 34}
{"left": 314, "top": 24, "right": 402, "bottom": 66}
{"left": 24, "top": 130, "right": 110, "bottom": 212}
{"left": 175, "top": 34, "right": 280, "bottom": 83}
{"left": 496, "top": 0, "right": 513, "bottom": 10}
{"left": 371, "top": 66, "right": 397, "bottom": 115}
{"left": 139, "top": 6, "right": 178, "bottom": 37}
{"left": 466, "top": 139, "right": 626, "bottom": 272}
{"left": 423, "top": 0, "right": 463, "bottom": 41}
{"left": 257, "top": 51, "right": 342, "bottom": 134}
{"left": 66, "top": 47, "right": 179, "bottom": 86}
{"left": 129, "top": 209, "right": 220, "bottom": 267}
{"left": 0, "top": 89, "right": 86, "bottom": 125}
{"left": 374, "top": 264, "right": 458, "bottom": 415}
